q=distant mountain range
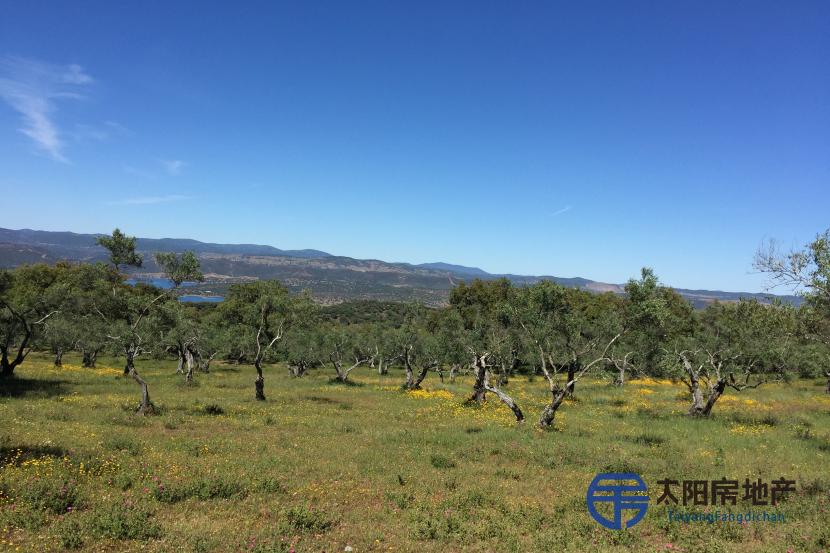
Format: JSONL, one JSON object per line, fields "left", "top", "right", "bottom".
{"left": 0, "top": 227, "right": 800, "bottom": 308}
{"left": 0, "top": 228, "right": 330, "bottom": 259}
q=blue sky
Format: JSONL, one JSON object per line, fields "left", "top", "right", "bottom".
{"left": 1, "top": 2, "right": 827, "bottom": 292}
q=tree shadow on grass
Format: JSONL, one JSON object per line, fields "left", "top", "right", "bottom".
{"left": 0, "top": 443, "right": 70, "bottom": 465}
{"left": 304, "top": 395, "right": 343, "bottom": 404}
{"left": 303, "top": 395, "right": 353, "bottom": 410}
{"left": 0, "top": 376, "right": 70, "bottom": 399}
{"left": 215, "top": 366, "right": 242, "bottom": 373}
{"left": 325, "top": 378, "right": 363, "bottom": 387}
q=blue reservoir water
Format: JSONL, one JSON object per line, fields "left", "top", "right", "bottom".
{"left": 125, "top": 278, "right": 197, "bottom": 289}
{"left": 179, "top": 295, "right": 224, "bottom": 303}
{"left": 125, "top": 278, "right": 224, "bottom": 303}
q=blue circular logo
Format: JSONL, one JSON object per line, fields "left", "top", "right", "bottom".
{"left": 587, "top": 472, "right": 649, "bottom": 529}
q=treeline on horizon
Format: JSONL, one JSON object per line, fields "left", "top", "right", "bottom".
{"left": 1, "top": 228, "right": 829, "bottom": 428}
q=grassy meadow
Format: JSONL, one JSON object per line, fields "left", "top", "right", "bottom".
{"left": 1, "top": 354, "right": 829, "bottom": 552}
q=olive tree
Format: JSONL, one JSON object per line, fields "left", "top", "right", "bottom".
{"left": 191, "top": 309, "right": 227, "bottom": 373}
{"left": 96, "top": 228, "right": 143, "bottom": 272}
{"left": 623, "top": 268, "right": 694, "bottom": 378}
{"left": 428, "top": 308, "right": 468, "bottom": 381}
{"left": 323, "top": 323, "right": 373, "bottom": 383}
{"left": 284, "top": 325, "right": 324, "bottom": 377}
{"left": 282, "top": 300, "right": 322, "bottom": 377}
{"left": 61, "top": 263, "right": 113, "bottom": 368}
{"left": 512, "top": 280, "right": 623, "bottom": 428}
{"left": 0, "top": 264, "right": 64, "bottom": 376}
{"left": 153, "top": 250, "right": 206, "bottom": 382}
{"left": 666, "top": 299, "right": 795, "bottom": 416}
{"left": 156, "top": 302, "right": 200, "bottom": 383}
{"left": 76, "top": 315, "right": 108, "bottom": 368}
{"left": 366, "top": 322, "right": 398, "bottom": 376}
{"left": 51, "top": 263, "right": 115, "bottom": 368}
{"left": 755, "top": 229, "right": 830, "bottom": 392}
{"left": 219, "top": 281, "right": 309, "bottom": 399}
{"left": 95, "top": 229, "right": 203, "bottom": 412}
{"left": 42, "top": 315, "right": 77, "bottom": 367}
{"left": 448, "top": 279, "right": 524, "bottom": 422}
{"left": 386, "top": 304, "right": 443, "bottom": 390}
{"left": 95, "top": 277, "right": 171, "bottom": 414}
{"left": 154, "top": 251, "right": 203, "bottom": 288}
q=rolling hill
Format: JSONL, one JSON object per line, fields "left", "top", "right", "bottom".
{"left": 0, "top": 227, "right": 799, "bottom": 308}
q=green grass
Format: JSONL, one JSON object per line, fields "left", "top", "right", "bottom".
{"left": 1, "top": 354, "right": 829, "bottom": 552}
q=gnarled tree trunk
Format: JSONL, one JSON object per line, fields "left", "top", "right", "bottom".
{"left": 176, "top": 350, "right": 185, "bottom": 374}
{"left": 0, "top": 349, "right": 13, "bottom": 377}
{"left": 565, "top": 362, "right": 577, "bottom": 396}
{"left": 469, "top": 354, "right": 488, "bottom": 403}
{"left": 373, "top": 348, "right": 389, "bottom": 375}
{"left": 612, "top": 353, "right": 635, "bottom": 387}
{"left": 1, "top": 335, "right": 31, "bottom": 377}
{"left": 254, "top": 356, "right": 266, "bottom": 400}
{"left": 681, "top": 352, "right": 757, "bottom": 417}
{"left": 0, "top": 311, "right": 53, "bottom": 377}
{"left": 331, "top": 355, "right": 368, "bottom": 382}
{"left": 289, "top": 361, "right": 308, "bottom": 377}
{"left": 701, "top": 379, "right": 727, "bottom": 416}
{"left": 402, "top": 347, "right": 433, "bottom": 390}
{"left": 485, "top": 382, "right": 524, "bottom": 422}
{"left": 405, "top": 364, "right": 432, "bottom": 390}
{"left": 198, "top": 352, "right": 216, "bottom": 373}
{"left": 687, "top": 380, "right": 705, "bottom": 415}
{"left": 614, "top": 365, "right": 625, "bottom": 387}
{"left": 184, "top": 348, "right": 195, "bottom": 384}
{"left": 497, "top": 350, "right": 519, "bottom": 387}
{"left": 81, "top": 348, "right": 99, "bottom": 368}
{"left": 538, "top": 387, "right": 567, "bottom": 427}
{"left": 681, "top": 354, "right": 706, "bottom": 416}
{"left": 125, "top": 348, "right": 154, "bottom": 415}
{"left": 465, "top": 352, "right": 523, "bottom": 422}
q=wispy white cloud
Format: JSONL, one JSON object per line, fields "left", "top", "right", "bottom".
{"left": 160, "top": 159, "right": 186, "bottom": 176}
{"left": 0, "top": 56, "right": 94, "bottom": 162}
{"left": 123, "top": 157, "right": 186, "bottom": 179}
{"left": 551, "top": 205, "right": 572, "bottom": 217}
{"left": 71, "top": 120, "right": 129, "bottom": 143}
{"left": 62, "top": 64, "right": 93, "bottom": 85}
{"left": 123, "top": 164, "right": 157, "bottom": 180}
{"left": 107, "top": 194, "right": 193, "bottom": 206}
